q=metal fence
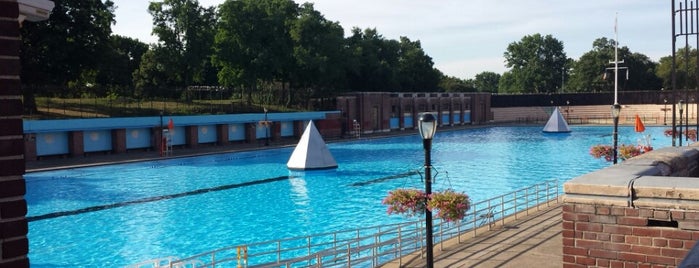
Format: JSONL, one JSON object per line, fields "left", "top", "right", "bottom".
{"left": 127, "top": 180, "right": 560, "bottom": 268}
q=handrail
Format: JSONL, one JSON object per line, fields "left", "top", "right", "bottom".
{"left": 130, "top": 180, "right": 559, "bottom": 268}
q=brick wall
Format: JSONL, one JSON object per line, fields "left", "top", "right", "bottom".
{"left": 563, "top": 146, "right": 699, "bottom": 268}
{"left": 562, "top": 203, "right": 699, "bottom": 267}
{"left": 0, "top": 1, "right": 30, "bottom": 267}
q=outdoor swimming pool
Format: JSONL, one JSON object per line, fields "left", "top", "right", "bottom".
{"left": 25, "top": 125, "right": 674, "bottom": 267}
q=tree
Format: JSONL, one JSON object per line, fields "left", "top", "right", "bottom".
{"left": 147, "top": 0, "right": 218, "bottom": 89}
{"left": 657, "top": 47, "right": 697, "bottom": 90}
{"left": 133, "top": 45, "right": 182, "bottom": 97}
{"left": 97, "top": 35, "right": 148, "bottom": 97}
{"left": 500, "top": 34, "right": 568, "bottom": 93}
{"left": 345, "top": 28, "right": 400, "bottom": 91}
{"left": 288, "top": 3, "right": 347, "bottom": 104}
{"left": 213, "top": 0, "right": 298, "bottom": 104}
{"left": 439, "top": 75, "right": 476, "bottom": 92}
{"left": 473, "top": 71, "right": 501, "bottom": 92}
{"left": 569, "top": 37, "right": 662, "bottom": 92}
{"left": 396, "top": 37, "right": 441, "bottom": 92}
{"left": 132, "top": 46, "right": 182, "bottom": 98}
{"left": 20, "top": 0, "right": 115, "bottom": 110}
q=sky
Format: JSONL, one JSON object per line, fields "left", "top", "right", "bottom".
{"left": 112, "top": 0, "right": 671, "bottom": 80}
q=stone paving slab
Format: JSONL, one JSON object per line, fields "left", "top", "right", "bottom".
{"left": 381, "top": 204, "right": 562, "bottom": 268}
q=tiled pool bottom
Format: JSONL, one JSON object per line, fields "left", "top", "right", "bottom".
{"left": 25, "top": 126, "right": 673, "bottom": 267}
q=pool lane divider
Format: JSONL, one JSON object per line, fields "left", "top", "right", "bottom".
{"left": 29, "top": 170, "right": 419, "bottom": 222}
{"left": 349, "top": 171, "right": 418, "bottom": 186}
{"left": 27, "top": 176, "right": 290, "bottom": 222}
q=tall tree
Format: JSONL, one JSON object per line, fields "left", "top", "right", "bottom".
{"left": 439, "top": 74, "right": 476, "bottom": 92}
{"left": 97, "top": 35, "right": 148, "bottom": 97}
{"left": 396, "top": 37, "right": 441, "bottom": 92}
{"left": 473, "top": 71, "right": 501, "bottom": 92}
{"left": 345, "top": 28, "right": 400, "bottom": 91}
{"left": 147, "top": 0, "right": 218, "bottom": 88}
{"left": 132, "top": 45, "right": 182, "bottom": 98}
{"left": 500, "top": 34, "right": 567, "bottom": 93}
{"left": 213, "top": 0, "right": 298, "bottom": 104}
{"left": 288, "top": 3, "right": 347, "bottom": 104}
{"left": 569, "top": 37, "right": 662, "bottom": 93}
{"left": 656, "top": 47, "right": 697, "bottom": 90}
{"left": 20, "top": 0, "right": 115, "bottom": 109}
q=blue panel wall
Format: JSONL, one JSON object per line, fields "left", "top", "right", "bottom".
{"left": 404, "top": 116, "right": 414, "bottom": 128}
{"left": 36, "top": 132, "right": 69, "bottom": 156}
{"left": 463, "top": 111, "right": 471, "bottom": 123}
{"left": 441, "top": 114, "right": 450, "bottom": 125}
{"left": 256, "top": 122, "right": 272, "bottom": 139}
{"left": 198, "top": 125, "right": 217, "bottom": 143}
{"left": 24, "top": 111, "right": 339, "bottom": 155}
{"left": 452, "top": 113, "right": 461, "bottom": 124}
{"left": 228, "top": 124, "right": 245, "bottom": 141}
{"left": 170, "top": 126, "right": 186, "bottom": 146}
{"left": 281, "top": 121, "right": 293, "bottom": 137}
{"left": 389, "top": 117, "right": 399, "bottom": 129}
{"left": 126, "top": 128, "right": 151, "bottom": 149}
{"left": 84, "top": 130, "right": 112, "bottom": 152}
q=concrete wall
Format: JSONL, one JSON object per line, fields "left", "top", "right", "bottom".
{"left": 563, "top": 146, "right": 699, "bottom": 267}
{"left": 0, "top": 1, "right": 29, "bottom": 266}
{"left": 336, "top": 92, "right": 489, "bottom": 135}
{"left": 23, "top": 112, "right": 342, "bottom": 160}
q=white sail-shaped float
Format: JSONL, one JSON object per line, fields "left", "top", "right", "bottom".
{"left": 542, "top": 107, "right": 571, "bottom": 133}
{"left": 287, "top": 121, "right": 338, "bottom": 170}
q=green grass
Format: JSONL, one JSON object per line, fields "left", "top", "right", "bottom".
{"left": 24, "top": 97, "right": 302, "bottom": 119}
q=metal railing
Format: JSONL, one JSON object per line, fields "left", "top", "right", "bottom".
{"left": 128, "top": 180, "right": 560, "bottom": 268}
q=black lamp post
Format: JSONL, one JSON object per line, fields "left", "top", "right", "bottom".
{"left": 264, "top": 107, "right": 270, "bottom": 146}
{"left": 611, "top": 103, "right": 621, "bottom": 164}
{"left": 418, "top": 113, "right": 437, "bottom": 268}
{"left": 679, "top": 100, "right": 685, "bottom": 146}
{"left": 664, "top": 99, "right": 668, "bottom": 125}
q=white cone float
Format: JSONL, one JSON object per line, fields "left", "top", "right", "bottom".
{"left": 542, "top": 107, "right": 571, "bottom": 133}
{"left": 287, "top": 121, "right": 338, "bottom": 170}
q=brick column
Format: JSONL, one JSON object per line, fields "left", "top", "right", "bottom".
{"left": 245, "top": 122, "right": 256, "bottom": 143}
{"left": 0, "top": 1, "right": 30, "bottom": 266}
{"left": 293, "top": 120, "right": 305, "bottom": 138}
{"left": 23, "top": 134, "right": 36, "bottom": 161}
{"left": 68, "top": 131, "right": 84, "bottom": 157}
{"left": 216, "top": 124, "right": 229, "bottom": 145}
{"left": 185, "top": 126, "right": 197, "bottom": 148}
{"left": 111, "top": 129, "right": 126, "bottom": 154}
{"left": 271, "top": 122, "right": 281, "bottom": 141}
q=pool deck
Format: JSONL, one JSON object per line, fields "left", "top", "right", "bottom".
{"left": 24, "top": 125, "right": 564, "bottom": 267}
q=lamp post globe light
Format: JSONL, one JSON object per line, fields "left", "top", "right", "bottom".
{"left": 679, "top": 100, "right": 685, "bottom": 146}
{"left": 418, "top": 112, "right": 437, "bottom": 268}
{"left": 611, "top": 103, "right": 621, "bottom": 164}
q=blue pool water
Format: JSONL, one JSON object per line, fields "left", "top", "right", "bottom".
{"left": 25, "top": 126, "right": 673, "bottom": 267}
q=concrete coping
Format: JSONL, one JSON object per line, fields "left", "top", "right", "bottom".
{"left": 563, "top": 145, "right": 699, "bottom": 210}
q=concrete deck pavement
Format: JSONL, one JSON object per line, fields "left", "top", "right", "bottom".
{"left": 380, "top": 203, "right": 563, "bottom": 268}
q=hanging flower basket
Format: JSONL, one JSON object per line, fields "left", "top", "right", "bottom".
{"left": 589, "top": 144, "right": 651, "bottom": 162}
{"left": 427, "top": 190, "right": 471, "bottom": 223}
{"left": 664, "top": 128, "right": 697, "bottom": 141}
{"left": 382, "top": 189, "right": 427, "bottom": 217}
{"left": 383, "top": 188, "right": 470, "bottom": 222}
{"left": 589, "top": 144, "right": 614, "bottom": 161}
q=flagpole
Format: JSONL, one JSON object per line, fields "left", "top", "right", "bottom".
{"left": 614, "top": 13, "right": 620, "bottom": 105}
